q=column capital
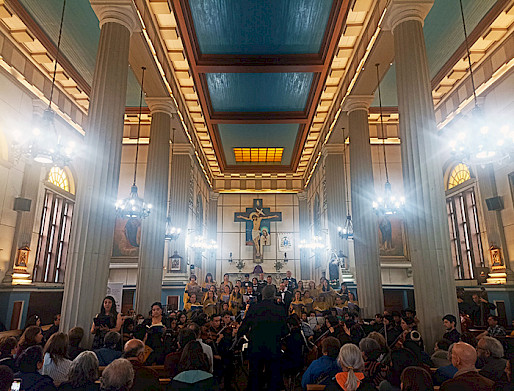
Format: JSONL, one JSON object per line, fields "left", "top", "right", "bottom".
{"left": 91, "top": 0, "right": 140, "bottom": 33}
{"left": 146, "top": 98, "right": 177, "bottom": 116}
{"left": 173, "top": 143, "right": 195, "bottom": 156}
{"left": 209, "top": 192, "right": 220, "bottom": 202}
{"left": 342, "top": 95, "right": 374, "bottom": 114}
{"left": 297, "top": 192, "right": 307, "bottom": 202}
{"left": 32, "top": 99, "right": 47, "bottom": 117}
{"left": 322, "top": 144, "right": 345, "bottom": 156}
{"left": 382, "top": 0, "right": 434, "bottom": 32}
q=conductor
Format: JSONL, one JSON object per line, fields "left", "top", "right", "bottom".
{"left": 237, "top": 284, "right": 288, "bottom": 391}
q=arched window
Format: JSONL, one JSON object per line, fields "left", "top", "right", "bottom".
{"left": 34, "top": 166, "right": 75, "bottom": 283}
{"left": 447, "top": 163, "right": 471, "bottom": 190}
{"left": 47, "top": 167, "right": 70, "bottom": 192}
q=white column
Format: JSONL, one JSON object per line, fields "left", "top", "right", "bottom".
{"left": 384, "top": 0, "right": 458, "bottom": 351}
{"left": 61, "top": 0, "right": 139, "bottom": 342}
{"left": 135, "top": 99, "right": 175, "bottom": 314}
{"left": 345, "top": 95, "right": 384, "bottom": 318}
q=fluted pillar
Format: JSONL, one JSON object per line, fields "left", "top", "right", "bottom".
{"left": 298, "top": 193, "right": 310, "bottom": 280}
{"left": 61, "top": 1, "right": 138, "bottom": 342}
{"left": 384, "top": 0, "right": 458, "bottom": 351}
{"left": 135, "top": 99, "right": 174, "bottom": 314}
{"left": 345, "top": 96, "right": 384, "bottom": 318}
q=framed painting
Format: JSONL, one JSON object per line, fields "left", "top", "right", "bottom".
{"left": 378, "top": 214, "right": 406, "bottom": 258}
{"left": 112, "top": 217, "right": 141, "bottom": 258}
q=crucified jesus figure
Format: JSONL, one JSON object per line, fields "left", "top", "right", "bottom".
{"left": 240, "top": 212, "right": 279, "bottom": 257}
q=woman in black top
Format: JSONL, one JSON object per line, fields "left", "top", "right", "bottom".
{"left": 90, "top": 296, "right": 122, "bottom": 350}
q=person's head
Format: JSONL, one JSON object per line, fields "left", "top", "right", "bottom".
{"left": 189, "top": 274, "right": 197, "bottom": 283}
{"left": 205, "top": 273, "right": 213, "bottom": 283}
{"left": 19, "top": 326, "right": 43, "bottom": 347}
{"left": 442, "top": 314, "right": 457, "bottom": 331}
{"left": 206, "top": 290, "right": 215, "bottom": 301}
{"left": 16, "top": 345, "right": 44, "bottom": 373}
{"left": 123, "top": 339, "right": 145, "bottom": 362}
{"left": 251, "top": 277, "right": 257, "bottom": 285}
{"left": 0, "top": 365, "right": 13, "bottom": 391}
{"left": 211, "top": 314, "right": 221, "bottom": 329}
{"left": 392, "top": 311, "right": 401, "bottom": 322}
{"left": 309, "top": 311, "right": 316, "bottom": 317}
{"left": 301, "top": 312, "right": 308, "bottom": 322}
{"left": 52, "top": 314, "right": 61, "bottom": 326}
{"left": 224, "top": 285, "right": 231, "bottom": 294}
{"left": 247, "top": 285, "right": 254, "bottom": 294}
{"left": 100, "top": 358, "right": 134, "bottom": 391}
{"left": 375, "top": 313, "right": 384, "bottom": 322}
{"left": 348, "top": 291, "right": 356, "bottom": 301}
{"left": 224, "top": 273, "right": 230, "bottom": 281}
{"left": 367, "top": 332, "right": 387, "bottom": 352}
{"left": 25, "top": 314, "right": 41, "bottom": 328}
{"left": 298, "top": 280, "right": 303, "bottom": 288}
{"left": 221, "top": 302, "right": 229, "bottom": 312}
{"left": 505, "top": 357, "right": 513, "bottom": 383}
{"left": 404, "top": 309, "right": 415, "bottom": 318}
{"left": 308, "top": 281, "right": 316, "bottom": 290}
{"left": 222, "top": 311, "right": 232, "bottom": 325}
{"left": 359, "top": 337, "right": 381, "bottom": 361}
{"left": 326, "top": 315, "right": 338, "bottom": 329}
{"left": 68, "top": 351, "right": 99, "bottom": 387}
{"left": 340, "top": 283, "right": 348, "bottom": 292}
{"left": 321, "top": 337, "right": 340, "bottom": 359}
{"left": 189, "top": 293, "right": 197, "bottom": 303}
{"left": 262, "top": 284, "right": 276, "bottom": 300}
{"left": 68, "top": 327, "right": 84, "bottom": 348}
{"left": 150, "top": 302, "right": 163, "bottom": 318}
{"left": 177, "top": 328, "right": 196, "bottom": 350}
{"left": 337, "top": 344, "right": 365, "bottom": 391}
{"left": 188, "top": 322, "right": 201, "bottom": 339}
{"left": 267, "top": 275, "right": 272, "bottom": 284}
{"left": 401, "top": 317, "right": 415, "bottom": 331}
{"left": 477, "top": 336, "right": 504, "bottom": 359}
{"left": 43, "top": 332, "right": 68, "bottom": 363}
{"left": 233, "top": 285, "right": 240, "bottom": 295}
{"left": 279, "top": 282, "right": 286, "bottom": 291}
{"left": 487, "top": 315, "right": 499, "bottom": 327}
{"left": 179, "top": 341, "right": 209, "bottom": 372}
{"left": 294, "top": 291, "right": 302, "bottom": 301}
{"left": 259, "top": 273, "right": 264, "bottom": 280}
{"left": 335, "top": 296, "right": 343, "bottom": 306}
{"left": 104, "top": 331, "right": 121, "bottom": 349}
{"left": 101, "top": 296, "right": 117, "bottom": 316}
{"left": 451, "top": 342, "right": 478, "bottom": 370}
{"left": 178, "top": 312, "right": 187, "bottom": 324}
{"left": 286, "top": 270, "right": 292, "bottom": 278}
{"left": 0, "top": 336, "right": 17, "bottom": 356}
{"left": 434, "top": 339, "right": 451, "bottom": 352}
{"left": 304, "top": 290, "right": 311, "bottom": 299}
{"left": 472, "top": 293, "right": 480, "bottom": 304}
{"left": 322, "top": 279, "right": 329, "bottom": 289}
{"left": 400, "top": 366, "right": 434, "bottom": 391}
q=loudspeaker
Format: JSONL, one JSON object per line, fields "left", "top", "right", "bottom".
{"left": 485, "top": 196, "right": 503, "bottom": 211}
{"left": 14, "top": 197, "right": 32, "bottom": 212}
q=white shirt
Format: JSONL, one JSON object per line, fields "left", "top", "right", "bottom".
{"left": 197, "top": 338, "right": 214, "bottom": 373}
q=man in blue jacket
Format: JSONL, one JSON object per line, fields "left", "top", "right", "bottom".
{"left": 302, "top": 337, "right": 341, "bottom": 389}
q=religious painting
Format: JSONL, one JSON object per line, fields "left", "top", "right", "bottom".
{"left": 169, "top": 256, "right": 181, "bottom": 271}
{"left": 278, "top": 233, "right": 293, "bottom": 252}
{"left": 112, "top": 217, "right": 141, "bottom": 257}
{"left": 378, "top": 214, "right": 405, "bottom": 257}
{"left": 234, "top": 199, "right": 282, "bottom": 262}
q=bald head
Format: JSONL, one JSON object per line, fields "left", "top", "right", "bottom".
{"left": 451, "top": 342, "right": 477, "bottom": 370}
{"left": 123, "top": 339, "right": 145, "bottom": 361}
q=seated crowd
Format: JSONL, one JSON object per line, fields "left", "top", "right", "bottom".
{"left": 0, "top": 271, "right": 512, "bottom": 391}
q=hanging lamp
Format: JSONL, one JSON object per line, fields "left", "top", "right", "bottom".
{"left": 115, "top": 67, "right": 152, "bottom": 219}
{"left": 448, "top": 0, "right": 512, "bottom": 164}
{"left": 12, "top": 0, "right": 74, "bottom": 167}
{"left": 338, "top": 132, "right": 354, "bottom": 240}
{"left": 372, "top": 64, "right": 405, "bottom": 215}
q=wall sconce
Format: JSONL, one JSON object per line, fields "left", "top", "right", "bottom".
{"left": 228, "top": 252, "right": 233, "bottom": 263}
{"left": 284, "top": 252, "right": 288, "bottom": 263}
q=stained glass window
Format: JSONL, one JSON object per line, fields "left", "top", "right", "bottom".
{"left": 447, "top": 163, "right": 471, "bottom": 190}
{"left": 48, "top": 167, "right": 70, "bottom": 193}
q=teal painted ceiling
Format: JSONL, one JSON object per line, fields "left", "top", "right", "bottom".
{"left": 188, "top": 0, "right": 333, "bottom": 55}
{"left": 19, "top": 0, "right": 144, "bottom": 107}
{"left": 206, "top": 73, "right": 314, "bottom": 112}
{"left": 373, "top": 0, "right": 496, "bottom": 107}
{"left": 219, "top": 124, "right": 299, "bottom": 165}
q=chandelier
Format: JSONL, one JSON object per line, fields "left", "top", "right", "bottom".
{"left": 338, "top": 136, "right": 354, "bottom": 240}
{"left": 188, "top": 235, "right": 217, "bottom": 251}
{"left": 299, "top": 235, "right": 326, "bottom": 250}
{"left": 446, "top": 1, "right": 513, "bottom": 165}
{"left": 115, "top": 67, "right": 152, "bottom": 220}
{"left": 372, "top": 63, "right": 405, "bottom": 215}
{"left": 11, "top": 0, "right": 74, "bottom": 167}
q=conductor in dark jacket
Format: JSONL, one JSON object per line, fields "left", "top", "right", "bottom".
{"left": 237, "top": 284, "right": 288, "bottom": 391}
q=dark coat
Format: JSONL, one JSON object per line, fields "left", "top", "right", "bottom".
{"left": 237, "top": 299, "right": 288, "bottom": 356}
{"left": 478, "top": 357, "right": 507, "bottom": 383}
{"left": 128, "top": 359, "right": 161, "bottom": 391}
{"left": 14, "top": 371, "right": 57, "bottom": 391}
{"left": 67, "top": 345, "right": 85, "bottom": 361}
{"left": 58, "top": 381, "right": 99, "bottom": 391}
{"left": 94, "top": 347, "right": 122, "bottom": 366}
{"left": 277, "top": 290, "right": 293, "bottom": 309}
{"left": 440, "top": 371, "right": 495, "bottom": 391}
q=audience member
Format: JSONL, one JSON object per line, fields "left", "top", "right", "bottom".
{"left": 100, "top": 358, "right": 134, "bottom": 391}
{"left": 360, "top": 337, "right": 388, "bottom": 387}
{"left": 123, "top": 339, "right": 160, "bottom": 390}
{"left": 476, "top": 336, "right": 506, "bottom": 382}
{"left": 67, "top": 327, "right": 86, "bottom": 360}
{"left": 477, "top": 316, "right": 506, "bottom": 340}
{"left": 94, "top": 331, "right": 122, "bottom": 366}
{"left": 170, "top": 340, "right": 219, "bottom": 390}
{"left": 400, "top": 366, "right": 434, "bottom": 391}
{"left": 0, "top": 365, "right": 14, "bottom": 391}
{"left": 431, "top": 339, "right": 451, "bottom": 368}
{"left": 470, "top": 294, "right": 496, "bottom": 327}
{"left": 16, "top": 326, "right": 43, "bottom": 357}
{"left": 442, "top": 315, "right": 460, "bottom": 343}
{"left": 440, "top": 342, "right": 494, "bottom": 391}
{"left": 164, "top": 328, "right": 196, "bottom": 378}
{"left": 44, "top": 315, "right": 61, "bottom": 341}
{"left": 15, "top": 345, "right": 56, "bottom": 391}
{"left": 326, "top": 343, "right": 375, "bottom": 391}
{"left": 0, "top": 336, "right": 17, "bottom": 371}
{"left": 41, "top": 332, "right": 72, "bottom": 386}
{"left": 187, "top": 322, "right": 213, "bottom": 373}
{"left": 433, "top": 343, "right": 458, "bottom": 386}
{"left": 57, "top": 351, "right": 100, "bottom": 391}
{"left": 302, "top": 337, "right": 341, "bottom": 389}
{"left": 379, "top": 347, "right": 419, "bottom": 391}
{"left": 494, "top": 357, "right": 513, "bottom": 391}
{"left": 367, "top": 331, "right": 390, "bottom": 365}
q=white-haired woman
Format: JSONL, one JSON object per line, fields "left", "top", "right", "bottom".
{"left": 325, "top": 343, "right": 375, "bottom": 391}
{"left": 58, "top": 351, "right": 100, "bottom": 391}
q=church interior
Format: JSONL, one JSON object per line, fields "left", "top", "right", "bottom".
{"left": 0, "top": 0, "right": 514, "bottom": 361}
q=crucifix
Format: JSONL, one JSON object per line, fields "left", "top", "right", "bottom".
{"left": 234, "top": 199, "right": 282, "bottom": 263}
